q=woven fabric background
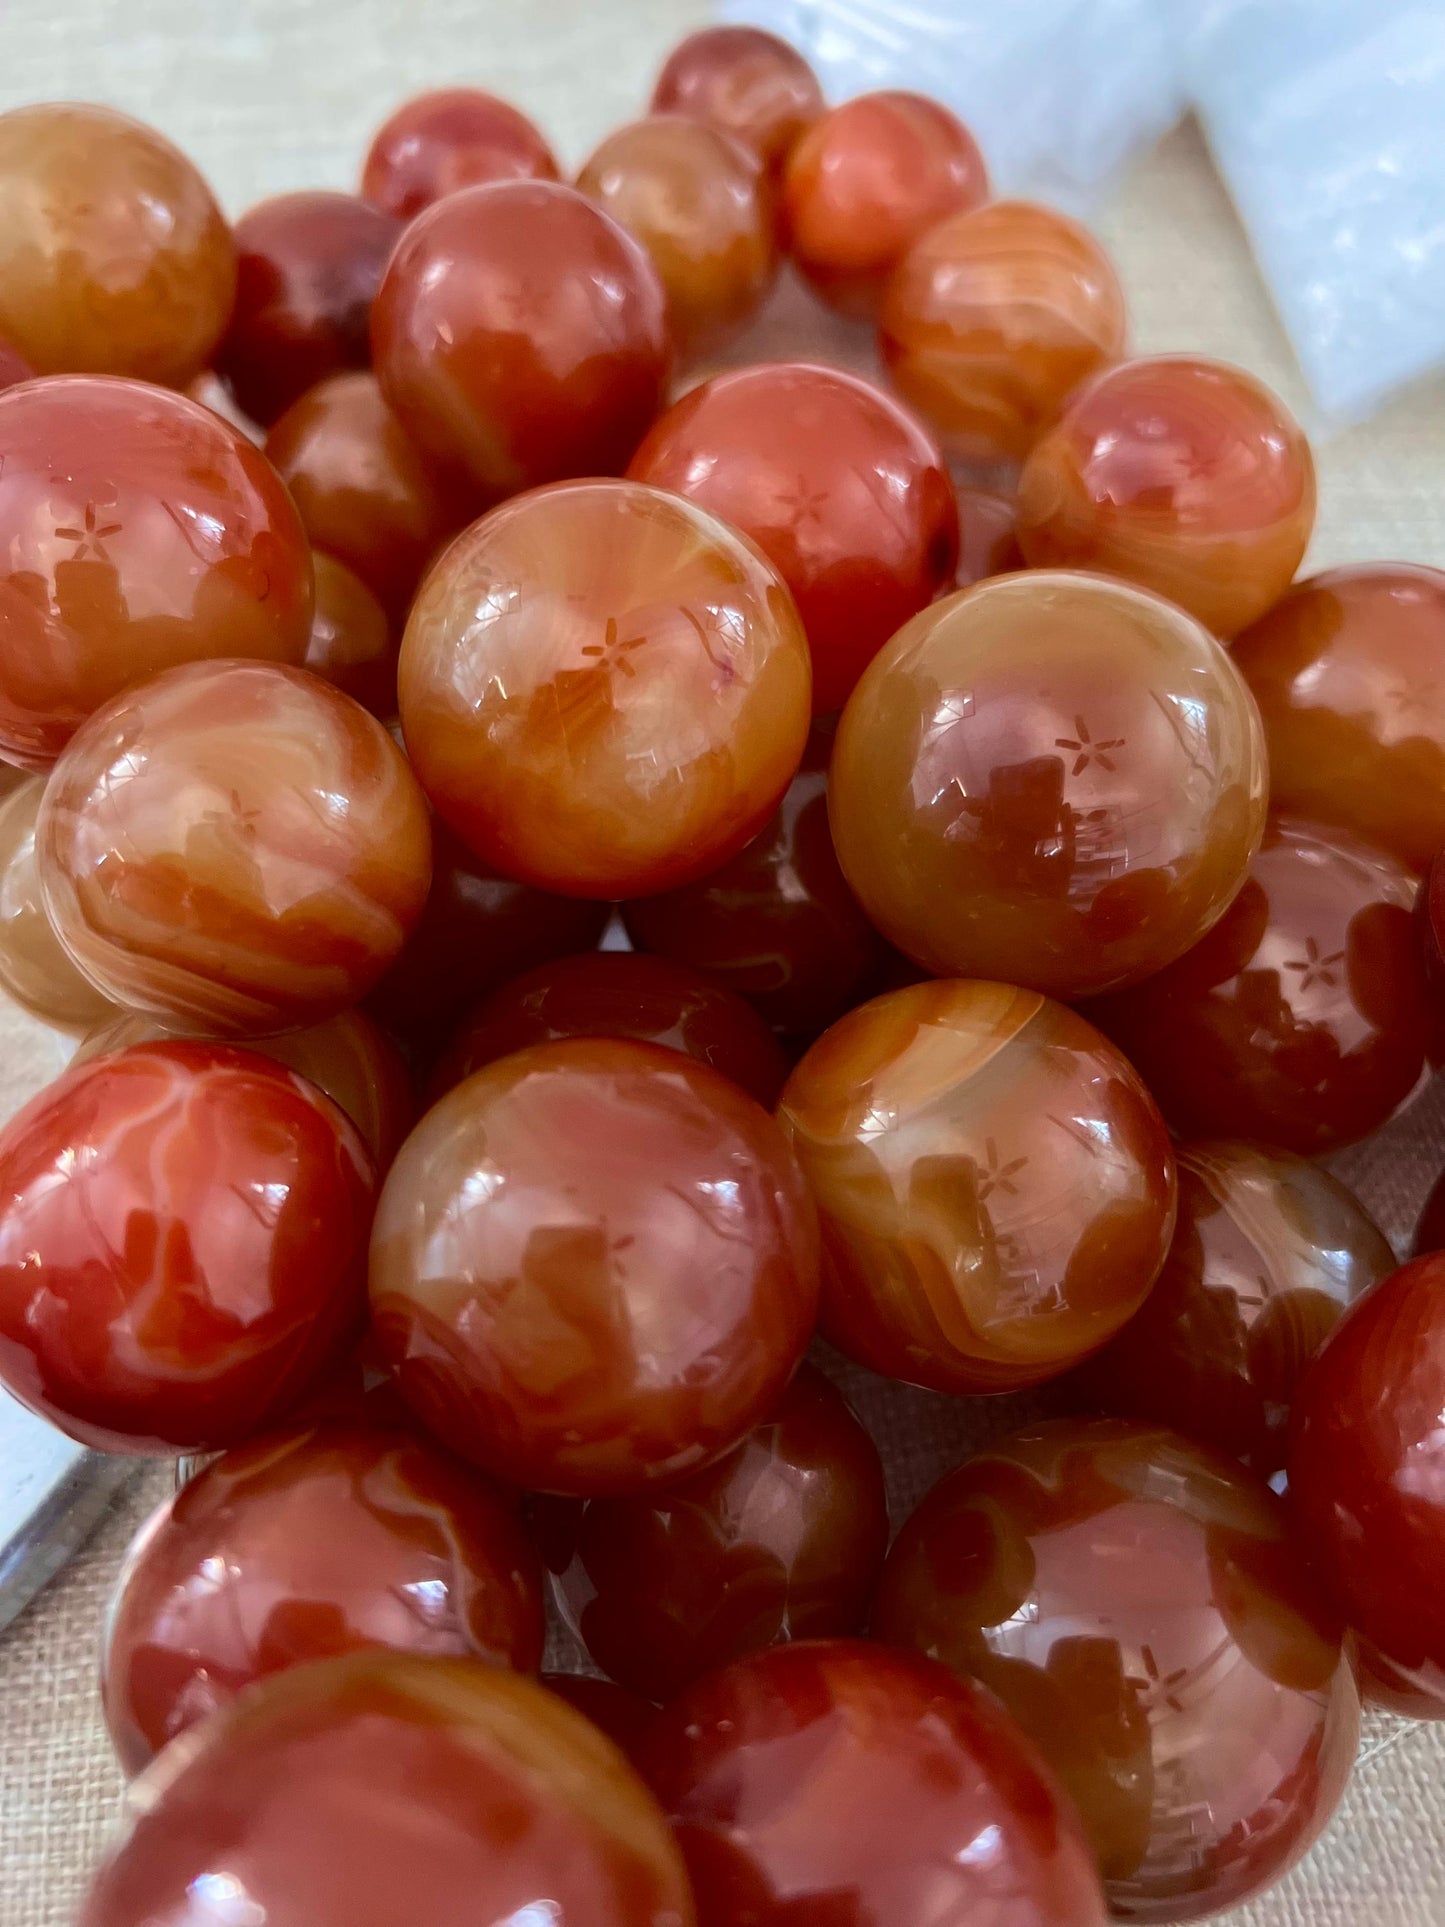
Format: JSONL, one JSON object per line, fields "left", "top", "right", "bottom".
{"left": 2, "top": 3, "right": 1445, "bottom": 1922}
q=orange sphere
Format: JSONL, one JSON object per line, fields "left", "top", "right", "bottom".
{"left": 828, "top": 571, "right": 1268, "bottom": 998}
{"left": 782, "top": 91, "right": 988, "bottom": 318}
{"left": 777, "top": 981, "right": 1177, "bottom": 1395}
{"left": 0, "top": 103, "right": 236, "bottom": 387}
{"left": 305, "top": 552, "right": 398, "bottom": 720}
{"left": 577, "top": 116, "right": 777, "bottom": 359}
{"left": 399, "top": 479, "right": 811, "bottom": 898}
{"left": 650, "top": 26, "right": 824, "bottom": 174}
{"left": 361, "top": 88, "right": 560, "bottom": 219}
{"left": 39, "top": 661, "right": 432, "bottom": 1035}
{"left": 881, "top": 199, "right": 1127, "bottom": 463}
{"left": 1016, "top": 354, "right": 1315, "bottom": 637}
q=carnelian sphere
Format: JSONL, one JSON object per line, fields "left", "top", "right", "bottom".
{"left": 540, "top": 1364, "right": 888, "bottom": 1701}
{"left": 622, "top": 721, "right": 890, "bottom": 1040}
{"left": 0, "top": 103, "right": 236, "bottom": 387}
{"left": 873, "top": 1418, "right": 1360, "bottom": 1920}
{"left": 305, "top": 552, "right": 398, "bottom": 720}
{"left": 828, "top": 570, "right": 1268, "bottom": 997}
{"left": 369, "top": 1037, "right": 820, "bottom": 1495}
{"left": 0, "top": 376, "right": 314, "bottom": 769}
{"left": 399, "top": 479, "right": 811, "bottom": 899}
{"left": 38, "top": 660, "right": 432, "bottom": 1035}
{"left": 74, "top": 1007, "right": 413, "bottom": 1171}
{"left": 216, "top": 191, "right": 402, "bottom": 426}
{"left": 432, "top": 951, "right": 789, "bottom": 1109}
{"left": 102, "top": 1420, "right": 544, "bottom": 1774}
{"left": 1085, "top": 815, "right": 1435, "bottom": 1154}
{"left": 1232, "top": 563, "right": 1445, "bottom": 872}
{"left": 0, "top": 777, "right": 113, "bottom": 1030}
{"left": 372, "top": 182, "right": 669, "bottom": 495}
{"left": 1016, "top": 354, "right": 1316, "bottom": 637}
{"left": 627, "top": 363, "right": 958, "bottom": 713}
{"left": 881, "top": 199, "right": 1128, "bottom": 463}
{"left": 639, "top": 1639, "right": 1108, "bottom": 1926}
{"left": 265, "top": 372, "right": 478, "bottom": 622}
{"left": 777, "top": 980, "right": 1177, "bottom": 1395}
{"left": 781, "top": 91, "right": 989, "bottom": 318}
{"left": 577, "top": 116, "right": 777, "bottom": 360}
{"left": 1290, "top": 1254, "right": 1445, "bottom": 1716}
{"left": 650, "top": 26, "right": 824, "bottom": 174}
{"left": 0, "top": 1041, "right": 374, "bottom": 1455}
{"left": 79, "top": 1653, "right": 696, "bottom": 1927}
{"left": 1073, "top": 1141, "right": 1394, "bottom": 1478}
{"left": 361, "top": 88, "right": 560, "bottom": 220}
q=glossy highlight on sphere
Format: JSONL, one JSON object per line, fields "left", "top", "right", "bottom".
{"left": 1016, "top": 354, "right": 1315, "bottom": 637}
{"left": 370, "top": 1037, "right": 820, "bottom": 1495}
{"left": 372, "top": 182, "right": 669, "bottom": 495}
{"left": 80, "top": 1653, "right": 696, "bottom": 1927}
{"left": 1290, "top": 1255, "right": 1445, "bottom": 1716}
{"left": 0, "top": 1042, "right": 374, "bottom": 1455}
{"left": 650, "top": 26, "right": 824, "bottom": 174}
{"left": 0, "top": 103, "right": 236, "bottom": 386}
{"left": 0, "top": 777, "right": 113, "bottom": 1030}
{"left": 778, "top": 981, "right": 1176, "bottom": 1395}
{"left": 361, "top": 88, "right": 560, "bottom": 220}
{"left": 1232, "top": 563, "right": 1445, "bottom": 871}
{"left": 39, "top": 660, "right": 432, "bottom": 1035}
{"left": 628, "top": 362, "right": 958, "bottom": 713}
{"left": 0, "top": 376, "right": 314, "bottom": 768}
{"left": 103, "top": 1421, "right": 544, "bottom": 1774}
{"left": 541, "top": 1365, "right": 888, "bottom": 1701}
{"left": 874, "top": 1419, "right": 1360, "bottom": 1920}
{"left": 639, "top": 1639, "right": 1108, "bottom": 1926}
{"left": 577, "top": 116, "right": 777, "bottom": 359}
{"left": 829, "top": 570, "right": 1268, "bottom": 997}
{"left": 622, "top": 722, "right": 890, "bottom": 1040}
{"left": 433, "top": 951, "right": 789, "bottom": 1108}
{"left": 1074, "top": 1142, "right": 1394, "bottom": 1477}
{"left": 881, "top": 199, "right": 1128, "bottom": 463}
{"left": 217, "top": 191, "right": 402, "bottom": 426}
{"left": 1087, "top": 815, "right": 1435, "bottom": 1154}
{"left": 399, "top": 480, "right": 812, "bottom": 899}
{"left": 782, "top": 91, "right": 989, "bottom": 318}
{"left": 305, "top": 551, "right": 398, "bottom": 719}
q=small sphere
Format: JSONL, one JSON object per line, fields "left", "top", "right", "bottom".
{"left": 432, "top": 951, "right": 789, "bottom": 1109}
{"left": 881, "top": 199, "right": 1127, "bottom": 463}
{"left": 0, "top": 376, "right": 314, "bottom": 768}
{"left": 1073, "top": 1141, "right": 1394, "bottom": 1477}
{"left": 0, "top": 777, "right": 113, "bottom": 1030}
{"left": 39, "top": 660, "right": 432, "bottom": 1035}
{"left": 370, "top": 1037, "right": 820, "bottom": 1495}
{"left": 622, "top": 722, "right": 890, "bottom": 1040}
{"left": 79, "top": 1653, "right": 694, "bottom": 1927}
{"left": 542, "top": 1675, "right": 656, "bottom": 1763}
{"left": 628, "top": 362, "right": 958, "bottom": 713}
{"left": 103, "top": 1421, "right": 544, "bottom": 1774}
{"left": 0, "top": 1042, "right": 374, "bottom": 1455}
{"left": 639, "top": 1639, "right": 1108, "bottom": 1926}
{"left": 399, "top": 479, "right": 811, "bottom": 899}
{"left": 955, "top": 484, "right": 1025, "bottom": 585}
{"left": 1016, "top": 354, "right": 1315, "bottom": 637}
{"left": 650, "top": 26, "right": 824, "bottom": 174}
{"left": 305, "top": 552, "right": 398, "bottom": 719}
{"left": 540, "top": 1365, "right": 887, "bottom": 1701}
{"left": 1232, "top": 562, "right": 1445, "bottom": 871}
{"left": 1291, "top": 1255, "right": 1445, "bottom": 1715}
{"left": 216, "top": 192, "right": 402, "bottom": 426}
{"left": 829, "top": 570, "right": 1268, "bottom": 997}
{"left": 372, "top": 182, "right": 669, "bottom": 495}
{"left": 874, "top": 1418, "right": 1360, "bottom": 1919}
{"left": 1086, "top": 815, "right": 1436, "bottom": 1154}
{"left": 577, "top": 116, "right": 777, "bottom": 359}
{"left": 782, "top": 92, "right": 988, "bottom": 318}
{"left": 0, "top": 333, "right": 34, "bottom": 391}
{"left": 778, "top": 981, "right": 1177, "bottom": 1395}
{"left": 361, "top": 89, "right": 560, "bottom": 220}
{"left": 0, "top": 103, "right": 235, "bottom": 387}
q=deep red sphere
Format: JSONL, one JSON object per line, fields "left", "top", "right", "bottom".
{"left": 649, "top": 26, "right": 824, "bottom": 174}
{"left": 362, "top": 88, "right": 560, "bottom": 220}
